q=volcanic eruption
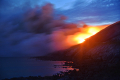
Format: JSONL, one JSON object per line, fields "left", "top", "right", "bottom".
{"left": 66, "top": 24, "right": 109, "bottom": 45}
{"left": 0, "top": 3, "right": 112, "bottom": 57}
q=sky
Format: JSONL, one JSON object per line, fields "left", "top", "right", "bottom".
{"left": 0, "top": 0, "right": 120, "bottom": 57}
{"left": 0, "top": 0, "right": 120, "bottom": 25}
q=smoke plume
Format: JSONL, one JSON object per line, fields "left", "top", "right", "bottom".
{"left": 0, "top": 3, "right": 108, "bottom": 57}
{"left": 0, "top": 3, "right": 80, "bottom": 57}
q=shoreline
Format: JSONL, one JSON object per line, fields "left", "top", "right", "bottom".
{"left": 2, "top": 59, "right": 120, "bottom": 80}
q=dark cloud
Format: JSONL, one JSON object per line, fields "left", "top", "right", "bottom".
{"left": 0, "top": 3, "right": 80, "bottom": 57}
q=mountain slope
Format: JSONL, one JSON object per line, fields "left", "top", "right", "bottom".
{"left": 35, "top": 21, "right": 120, "bottom": 67}
{"left": 73, "top": 21, "right": 120, "bottom": 68}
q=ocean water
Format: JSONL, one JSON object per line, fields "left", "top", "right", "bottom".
{"left": 0, "top": 57, "right": 74, "bottom": 79}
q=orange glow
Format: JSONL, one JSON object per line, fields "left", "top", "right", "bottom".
{"left": 66, "top": 25, "right": 109, "bottom": 45}
{"left": 74, "top": 27, "right": 101, "bottom": 43}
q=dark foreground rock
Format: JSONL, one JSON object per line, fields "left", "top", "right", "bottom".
{"left": 71, "top": 21, "right": 120, "bottom": 80}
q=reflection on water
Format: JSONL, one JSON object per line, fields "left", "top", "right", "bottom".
{"left": 0, "top": 57, "right": 74, "bottom": 79}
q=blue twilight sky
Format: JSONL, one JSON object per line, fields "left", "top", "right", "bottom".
{"left": 0, "top": 0, "right": 120, "bottom": 25}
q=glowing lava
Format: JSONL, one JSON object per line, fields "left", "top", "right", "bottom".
{"left": 75, "top": 27, "right": 101, "bottom": 43}
{"left": 67, "top": 25, "right": 109, "bottom": 45}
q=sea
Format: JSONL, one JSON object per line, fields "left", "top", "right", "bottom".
{"left": 0, "top": 57, "right": 74, "bottom": 79}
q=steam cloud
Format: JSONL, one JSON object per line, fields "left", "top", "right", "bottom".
{"left": 0, "top": 3, "right": 81, "bottom": 57}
